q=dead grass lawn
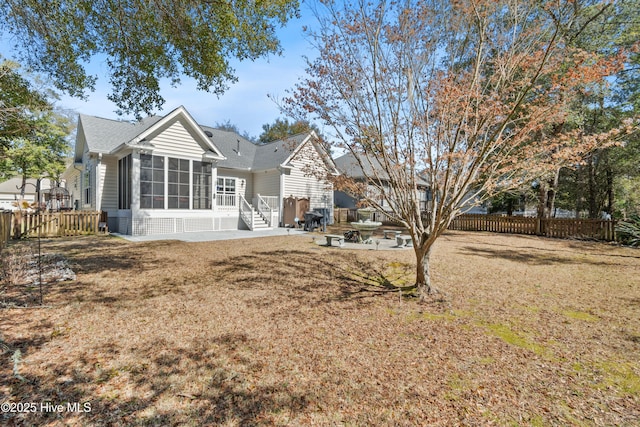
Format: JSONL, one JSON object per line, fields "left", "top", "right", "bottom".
{"left": 1, "top": 230, "right": 639, "bottom": 426}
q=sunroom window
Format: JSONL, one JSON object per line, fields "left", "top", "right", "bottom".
{"left": 140, "top": 154, "right": 165, "bottom": 209}
{"left": 193, "top": 161, "right": 212, "bottom": 209}
{"left": 168, "top": 157, "right": 190, "bottom": 209}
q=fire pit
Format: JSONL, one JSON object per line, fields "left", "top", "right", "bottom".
{"left": 350, "top": 219, "right": 382, "bottom": 243}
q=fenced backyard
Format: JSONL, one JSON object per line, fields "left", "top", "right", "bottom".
{"left": 0, "top": 211, "right": 106, "bottom": 248}
{"left": 0, "top": 211, "right": 11, "bottom": 250}
{"left": 1, "top": 231, "right": 638, "bottom": 425}
{"left": 334, "top": 209, "right": 618, "bottom": 242}
{"left": 449, "top": 214, "right": 617, "bottom": 241}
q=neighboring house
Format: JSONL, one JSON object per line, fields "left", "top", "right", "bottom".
{"left": 333, "top": 153, "right": 431, "bottom": 213}
{"left": 62, "top": 106, "right": 337, "bottom": 236}
{"left": 0, "top": 177, "right": 55, "bottom": 210}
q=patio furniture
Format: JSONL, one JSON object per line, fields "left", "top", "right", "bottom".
{"left": 383, "top": 230, "right": 402, "bottom": 239}
{"left": 396, "top": 235, "right": 412, "bottom": 247}
{"left": 325, "top": 234, "right": 345, "bottom": 247}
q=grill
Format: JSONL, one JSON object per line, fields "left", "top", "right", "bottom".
{"left": 303, "top": 211, "right": 324, "bottom": 232}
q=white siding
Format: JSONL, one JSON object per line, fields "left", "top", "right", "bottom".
{"left": 148, "top": 120, "right": 206, "bottom": 159}
{"left": 217, "top": 168, "right": 253, "bottom": 201}
{"left": 253, "top": 169, "right": 280, "bottom": 198}
{"left": 101, "top": 156, "right": 118, "bottom": 210}
{"left": 88, "top": 156, "right": 97, "bottom": 210}
{"left": 284, "top": 142, "right": 333, "bottom": 207}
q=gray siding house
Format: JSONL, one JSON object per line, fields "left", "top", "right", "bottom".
{"left": 333, "top": 153, "right": 431, "bottom": 213}
{"left": 62, "top": 106, "right": 336, "bottom": 236}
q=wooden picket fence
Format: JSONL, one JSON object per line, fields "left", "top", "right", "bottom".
{"left": 0, "top": 211, "right": 12, "bottom": 250}
{"left": 450, "top": 214, "right": 538, "bottom": 235}
{"left": 449, "top": 214, "right": 617, "bottom": 241}
{"left": 9, "top": 211, "right": 107, "bottom": 239}
{"left": 334, "top": 210, "right": 617, "bottom": 242}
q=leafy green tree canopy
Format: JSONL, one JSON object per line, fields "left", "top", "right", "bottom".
{"left": 258, "top": 118, "right": 319, "bottom": 143}
{"left": 1, "top": 111, "right": 72, "bottom": 189}
{"left": 0, "top": 0, "right": 299, "bottom": 117}
{"left": 0, "top": 59, "right": 49, "bottom": 144}
{"left": 0, "top": 60, "right": 73, "bottom": 187}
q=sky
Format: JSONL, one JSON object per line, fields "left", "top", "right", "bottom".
{"left": 0, "top": 5, "right": 319, "bottom": 140}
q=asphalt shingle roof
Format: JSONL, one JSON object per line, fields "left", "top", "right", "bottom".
{"left": 199, "top": 126, "right": 257, "bottom": 170}
{"left": 79, "top": 114, "right": 163, "bottom": 153}
{"left": 335, "top": 152, "right": 429, "bottom": 186}
{"left": 253, "top": 133, "right": 308, "bottom": 171}
{"left": 79, "top": 112, "right": 315, "bottom": 171}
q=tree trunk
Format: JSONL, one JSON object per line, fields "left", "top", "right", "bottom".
{"left": 537, "top": 181, "right": 548, "bottom": 219}
{"left": 546, "top": 168, "right": 560, "bottom": 217}
{"left": 414, "top": 243, "right": 434, "bottom": 300}
{"left": 20, "top": 175, "right": 27, "bottom": 198}
{"left": 605, "top": 159, "right": 614, "bottom": 216}
{"left": 587, "top": 155, "right": 598, "bottom": 218}
{"left": 537, "top": 169, "right": 560, "bottom": 219}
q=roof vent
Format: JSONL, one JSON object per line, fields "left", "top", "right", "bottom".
{"left": 204, "top": 130, "right": 213, "bottom": 137}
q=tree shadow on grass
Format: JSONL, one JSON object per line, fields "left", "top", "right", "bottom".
{"left": 209, "top": 249, "right": 409, "bottom": 305}
{"left": 458, "top": 243, "right": 640, "bottom": 267}
{"left": 126, "top": 334, "right": 310, "bottom": 426}
{"left": 447, "top": 232, "right": 640, "bottom": 264}
{"left": 457, "top": 246, "right": 579, "bottom": 266}
{"left": 27, "top": 239, "right": 193, "bottom": 307}
{"left": 4, "top": 333, "right": 310, "bottom": 426}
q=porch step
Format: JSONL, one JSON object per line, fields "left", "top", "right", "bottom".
{"left": 247, "top": 210, "right": 272, "bottom": 231}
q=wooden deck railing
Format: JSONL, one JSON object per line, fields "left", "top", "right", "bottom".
{"left": 9, "top": 211, "right": 107, "bottom": 239}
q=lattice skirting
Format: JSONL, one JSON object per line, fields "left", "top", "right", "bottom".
{"left": 131, "top": 217, "right": 219, "bottom": 236}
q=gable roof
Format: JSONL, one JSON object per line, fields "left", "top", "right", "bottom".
{"left": 76, "top": 106, "right": 225, "bottom": 160}
{"left": 205, "top": 130, "right": 335, "bottom": 172}
{"left": 253, "top": 133, "right": 308, "bottom": 171}
{"left": 334, "top": 152, "right": 379, "bottom": 180}
{"left": 76, "top": 114, "right": 163, "bottom": 158}
{"left": 256, "top": 132, "right": 338, "bottom": 173}
{"left": 335, "top": 152, "right": 428, "bottom": 186}
{"left": 76, "top": 107, "right": 336, "bottom": 173}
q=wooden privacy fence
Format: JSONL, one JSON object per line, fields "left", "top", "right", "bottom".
{"left": 10, "top": 211, "right": 107, "bottom": 239}
{"left": 449, "top": 214, "right": 617, "bottom": 241}
{"left": 0, "top": 211, "right": 12, "bottom": 250}
{"left": 450, "top": 214, "right": 538, "bottom": 235}
{"left": 334, "top": 208, "right": 405, "bottom": 225}
{"left": 334, "top": 208, "right": 359, "bottom": 223}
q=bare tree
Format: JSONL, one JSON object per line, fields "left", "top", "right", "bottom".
{"left": 284, "top": 0, "right": 633, "bottom": 299}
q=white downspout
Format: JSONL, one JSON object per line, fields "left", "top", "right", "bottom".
{"left": 95, "top": 153, "right": 102, "bottom": 212}
{"left": 279, "top": 167, "right": 286, "bottom": 227}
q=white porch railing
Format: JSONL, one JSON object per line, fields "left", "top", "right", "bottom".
{"left": 239, "top": 195, "right": 254, "bottom": 229}
{"left": 254, "top": 194, "right": 274, "bottom": 227}
{"left": 261, "top": 196, "right": 279, "bottom": 211}
{"left": 216, "top": 193, "right": 237, "bottom": 208}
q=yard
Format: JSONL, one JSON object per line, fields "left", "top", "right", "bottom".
{"left": 1, "top": 230, "right": 639, "bottom": 426}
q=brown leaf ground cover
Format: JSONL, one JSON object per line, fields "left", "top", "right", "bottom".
{"left": 1, "top": 230, "right": 639, "bottom": 426}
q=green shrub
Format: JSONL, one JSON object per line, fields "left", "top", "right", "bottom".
{"left": 616, "top": 215, "right": 640, "bottom": 247}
